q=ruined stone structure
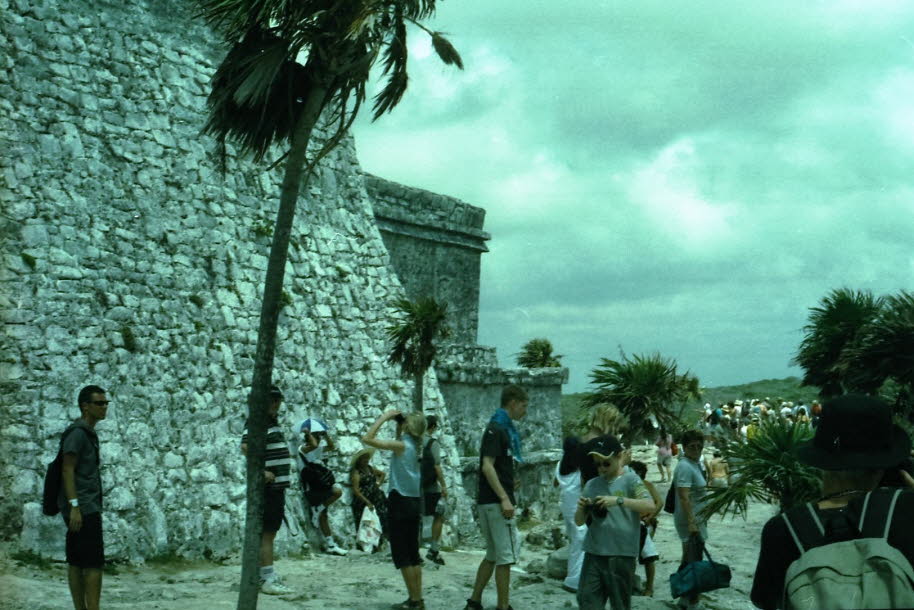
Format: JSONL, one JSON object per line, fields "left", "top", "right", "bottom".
{"left": 0, "top": 0, "right": 565, "bottom": 562}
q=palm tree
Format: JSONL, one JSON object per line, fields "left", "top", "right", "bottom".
{"left": 387, "top": 296, "right": 450, "bottom": 413}
{"left": 699, "top": 416, "right": 821, "bottom": 521}
{"left": 192, "top": 3, "right": 462, "bottom": 606}
{"left": 582, "top": 352, "right": 701, "bottom": 440}
{"left": 844, "top": 291, "right": 914, "bottom": 398}
{"left": 792, "top": 288, "right": 884, "bottom": 397}
{"left": 516, "top": 338, "right": 564, "bottom": 368}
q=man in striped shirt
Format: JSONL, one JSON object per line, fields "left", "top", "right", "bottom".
{"left": 241, "top": 385, "right": 293, "bottom": 595}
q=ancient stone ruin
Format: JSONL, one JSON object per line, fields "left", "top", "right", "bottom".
{"left": 0, "top": 0, "right": 567, "bottom": 561}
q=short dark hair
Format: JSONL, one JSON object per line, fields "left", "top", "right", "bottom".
{"left": 426, "top": 415, "right": 439, "bottom": 430}
{"left": 78, "top": 385, "right": 106, "bottom": 407}
{"left": 629, "top": 460, "right": 647, "bottom": 479}
{"left": 679, "top": 429, "right": 705, "bottom": 446}
{"left": 501, "top": 384, "right": 528, "bottom": 407}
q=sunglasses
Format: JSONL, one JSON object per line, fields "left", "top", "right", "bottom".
{"left": 90, "top": 400, "right": 110, "bottom": 406}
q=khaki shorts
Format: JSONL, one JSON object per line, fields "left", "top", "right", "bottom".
{"left": 477, "top": 503, "right": 520, "bottom": 566}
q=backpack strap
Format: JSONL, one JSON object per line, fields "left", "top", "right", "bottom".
{"left": 781, "top": 503, "right": 828, "bottom": 554}
{"left": 858, "top": 488, "right": 902, "bottom": 540}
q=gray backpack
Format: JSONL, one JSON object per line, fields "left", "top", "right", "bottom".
{"left": 781, "top": 488, "right": 914, "bottom": 610}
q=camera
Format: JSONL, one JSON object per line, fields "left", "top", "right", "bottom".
{"left": 583, "top": 498, "right": 607, "bottom": 519}
{"left": 394, "top": 413, "right": 406, "bottom": 424}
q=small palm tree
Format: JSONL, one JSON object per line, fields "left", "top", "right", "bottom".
{"left": 793, "top": 288, "right": 884, "bottom": 397}
{"left": 516, "top": 338, "right": 564, "bottom": 368}
{"left": 387, "top": 297, "right": 450, "bottom": 413}
{"left": 699, "top": 417, "right": 822, "bottom": 521}
{"left": 583, "top": 352, "right": 701, "bottom": 440}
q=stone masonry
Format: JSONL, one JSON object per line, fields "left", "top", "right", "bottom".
{"left": 0, "top": 0, "right": 475, "bottom": 561}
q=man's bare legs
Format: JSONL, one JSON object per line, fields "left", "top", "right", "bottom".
{"left": 68, "top": 566, "right": 102, "bottom": 610}
{"left": 469, "top": 559, "right": 511, "bottom": 609}
{"left": 260, "top": 530, "right": 277, "bottom": 568}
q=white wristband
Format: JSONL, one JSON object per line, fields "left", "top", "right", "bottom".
{"left": 69, "top": 499, "right": 79, "bottom": 508}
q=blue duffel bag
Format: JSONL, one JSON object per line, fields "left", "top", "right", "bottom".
{"left": 670, "top": 537, "right": 731, "bottom": 599}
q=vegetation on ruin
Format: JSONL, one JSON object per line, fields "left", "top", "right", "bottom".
{"left": 387, "top": 296, "right": 450, "bottom": 413}
{"left": 515, "top": 338, "right": 564, "bottom": 368}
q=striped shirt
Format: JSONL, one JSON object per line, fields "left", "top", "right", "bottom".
{"left": 242, "top": 417, "right": 292, "bottom": 490}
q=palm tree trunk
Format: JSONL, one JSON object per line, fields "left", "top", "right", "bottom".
{"left": 237, "top": 81, "right": 328, "bottom": 610}
{"left": 413, "top": 371, "right": 424, "bottom": 414}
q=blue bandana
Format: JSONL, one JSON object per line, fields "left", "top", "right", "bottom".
{"left": 490, "top": 408, "right": 523, "bottom": 463}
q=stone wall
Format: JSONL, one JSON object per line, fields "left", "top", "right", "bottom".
{"left": 0, "top": 0, "right": 473, "bottom": 561}
{"left": 366, "top": 175, "right": 489, "bottom": 346}
{"left": 436, "top": 363, "right": 569, "bottom": 457}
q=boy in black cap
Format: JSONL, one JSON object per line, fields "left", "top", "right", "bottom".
{"left": 750, "top": 394, "right": 914, "bottom": 610}
{"left": 574, "top": 435, "right": 655, "bottom": 610}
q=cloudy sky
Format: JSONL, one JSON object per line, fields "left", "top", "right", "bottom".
{"left": 352, "top": 0, "right": 914, "bottom": 394}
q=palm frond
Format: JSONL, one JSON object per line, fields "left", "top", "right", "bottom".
{"left": 372, "top": 14, "right": 408, "bottom": 119}
{"left": 386, "top": 296, "right": 450, "bottom": 376}
{"left": 431, "top": 32, "right": 463, "bottom": 69}
{"left": 516, "top": 338, "right": 563, "bottom": 368}
{"left": 698, "top": 417, "right": 821, "bottom": 521}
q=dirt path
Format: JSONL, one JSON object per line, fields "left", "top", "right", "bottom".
{"left": 5, "top": 480, "right": 773, "bottom": 610}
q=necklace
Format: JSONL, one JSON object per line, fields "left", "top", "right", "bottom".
{"left": 818, "top": 489, "right": 869, "bottom": 502}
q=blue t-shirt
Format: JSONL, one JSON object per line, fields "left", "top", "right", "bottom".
{"left": 389, "top": 435, "right": 421, "bottom": 498}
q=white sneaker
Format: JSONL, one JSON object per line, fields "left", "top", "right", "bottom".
{"left": 324, "top": 539, "right": 348, "bottom": 556}
{"left": 260, "top": 577, "right": 293, "bottom": 595}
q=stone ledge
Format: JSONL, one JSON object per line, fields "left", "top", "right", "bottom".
{"left": 436, "top": 364, "right": 569, "bottom": 386}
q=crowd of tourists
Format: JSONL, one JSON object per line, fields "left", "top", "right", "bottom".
{"left": 50, "top": 384, "right": 914, "bottom": 610}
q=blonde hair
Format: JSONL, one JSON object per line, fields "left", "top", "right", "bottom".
{"left": 403, "top": 412, "right": 427, "bottom": 440}
{"left": 588, "top": 403, "right": 628, "bottom": 435}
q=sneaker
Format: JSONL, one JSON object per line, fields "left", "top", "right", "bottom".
{"left": 391, "top": 599, "right": 425, "bottom": 609}
{"left": 324, "top": 539, "right": 348, "bottom": 556}
{"left": 426, "top": 549, "right": 446, "bottom": 566}
{"left": 464, "top": 600, "right": 484, "bottom": 610}
{"left": 260, "top": 577, "right": 293, "bottom": 595}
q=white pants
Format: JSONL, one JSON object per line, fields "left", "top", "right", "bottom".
{"left": 556, "top": 463, "right": 586, "bottom": 590}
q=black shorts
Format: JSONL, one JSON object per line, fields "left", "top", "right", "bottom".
{"left": 423, "top": 492, "right": 443, "bottom": 517}
{"left": 263, "top": 488, "right": 286, "bottom": 533}
{"left": 388, "top": 490, "right": 421, "bottom": 569}
{"left": 305, "top": 485, "right": 335, "bottom": 508}
{"left": 64, "top": 511, "right": 104, "bottom": 569}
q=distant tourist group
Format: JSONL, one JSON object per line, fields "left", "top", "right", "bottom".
{"left": 49, "top": 384, "right": 914, "bottom": 610}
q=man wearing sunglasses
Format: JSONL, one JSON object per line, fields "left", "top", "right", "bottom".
{"left": 59, "top": 384, "right": 108, "bottom": 610}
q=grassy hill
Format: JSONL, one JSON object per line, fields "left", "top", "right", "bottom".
{"left": 561, "top": 376, "right": 820, "bottom": 438}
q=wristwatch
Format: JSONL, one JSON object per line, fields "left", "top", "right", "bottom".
{"left": 69, "top": 499, "right": 79, "bottom": 508}
{"left": 616, "top": 496, "right": 624, "bottom": 507}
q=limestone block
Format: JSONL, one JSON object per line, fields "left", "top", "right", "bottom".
{"left": 106, "top": 485, "right": 136, "bottom": 510}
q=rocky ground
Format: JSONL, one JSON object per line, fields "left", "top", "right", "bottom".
{"left": 4, "top": 446, "right": 774, "bottom": 609}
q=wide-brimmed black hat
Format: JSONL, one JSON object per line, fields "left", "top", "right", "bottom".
{"left": 796, "top": 394, "right": 911, "bottom": 470}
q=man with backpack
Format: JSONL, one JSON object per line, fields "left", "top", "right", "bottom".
{"left": 422, "top": 415, "right": 448, "bottom": 565}
{"left": 59, "top": 384, "right": 107, "bottom": 610}
{"left": 750, "top": 394, "right": 914, "bottom": 610}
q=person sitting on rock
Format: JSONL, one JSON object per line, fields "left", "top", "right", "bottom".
{"left": 298, "top": 418, "right": 347, "bottom": 556}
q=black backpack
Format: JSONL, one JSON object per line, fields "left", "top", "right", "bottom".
{"left": 421, "top": 439, "right": 437, "bottom": 488}
{"left": 42, "top": 427, "right": 78, "bottom": 516}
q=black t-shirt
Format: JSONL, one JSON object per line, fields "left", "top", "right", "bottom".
{"left": 750, "top": 487, "right": 914, "bottom": 610}
{"left": 477, "top": 422, "right": 515, "bottom": 505}
{"left": 558, "top": 436, "right": 581, "bottom": 476}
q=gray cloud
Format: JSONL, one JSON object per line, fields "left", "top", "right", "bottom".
{"left": 353, "top": 1, "right": 914, "bottom": 392}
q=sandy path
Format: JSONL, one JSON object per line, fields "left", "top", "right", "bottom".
{"left": 4, "top": 478, "right": 774, "bottom": 610}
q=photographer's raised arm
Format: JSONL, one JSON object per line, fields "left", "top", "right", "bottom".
{"left": 361, "top": 410, "right": 405, "bottom": 454}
